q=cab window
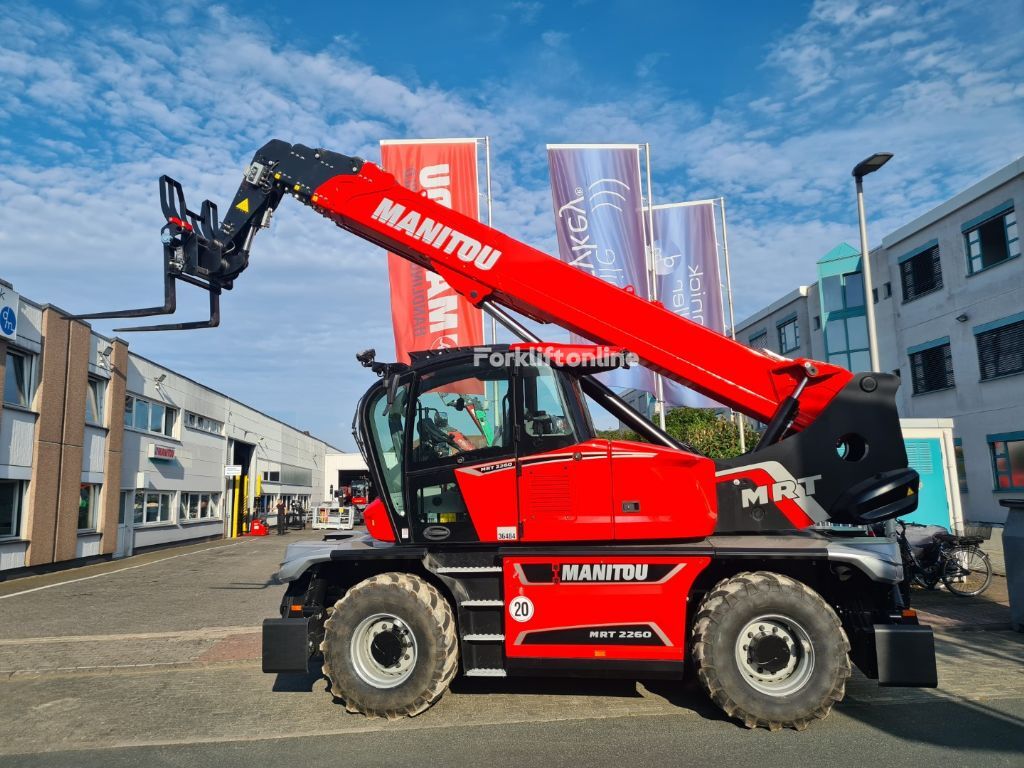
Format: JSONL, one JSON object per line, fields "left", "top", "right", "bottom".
{"left": 519, "top": 364, "right": 578, "bottom": 453}
{"left": 411, "top": 362, "right": 512, "bottom": 468}
{"left": 367, "top": 383, "right": 409, "bottom": 517}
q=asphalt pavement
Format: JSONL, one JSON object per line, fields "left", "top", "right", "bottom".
{"left": 0, "top": 530, "right": 1022, "bottom": 766}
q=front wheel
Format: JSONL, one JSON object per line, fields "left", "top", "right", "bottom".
{"left": 321, "top": 572, "right": 458, "bottom": 718}
{"left": 691, "top": 572, "right": 851, "bottom": 731}
{"left": 941, "top": 547, "right": 992, "bottom": 597}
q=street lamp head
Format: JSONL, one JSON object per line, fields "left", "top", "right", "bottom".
{"left": 853, "top": 152, "right": 893, "bottom": 180}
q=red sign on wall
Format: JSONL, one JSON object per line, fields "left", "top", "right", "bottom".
{"left": 148, "top": 444, "right": 176, "bottom": 461}
{"left": 380, "top": 139, "right": 484, "bottom": 362}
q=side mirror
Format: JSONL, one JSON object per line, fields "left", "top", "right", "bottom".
{"left": 386, "top": 373, "right": 402, "bottom": 406}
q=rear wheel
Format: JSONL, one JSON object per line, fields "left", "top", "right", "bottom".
{"left": 941, "top": 546, "right": 992, "bottom": 597}
{"left": 691, "top": 571, "right": 851, "bottom": 731}
{"left": 321, "top": 572, "right": 458, "bottom": 718}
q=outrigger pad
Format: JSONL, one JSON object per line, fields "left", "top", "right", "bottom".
{"left": 875, "top": 624, "right": 938, "bottom": 687}
{"left": 262, "top": 617, "right": 312, "bottom": 674}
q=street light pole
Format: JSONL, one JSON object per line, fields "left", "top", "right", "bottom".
{"left": 852, "top": 152, "right": 893, "bottom": 373}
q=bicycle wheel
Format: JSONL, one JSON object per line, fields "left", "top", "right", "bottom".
{"left": 941, "top": 546, "right": 992, "bottom": 597}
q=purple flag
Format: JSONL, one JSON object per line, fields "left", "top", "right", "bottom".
{"left": 547, "top": 145, "right": 655, "bottom": 393}
{"left": 650, "top": 202, "right": 725, "bottom": 408}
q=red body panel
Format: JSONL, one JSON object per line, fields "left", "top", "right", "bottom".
{"left": 608, "top": 441, "right": 717, "bottom": 539}
{"left": 362, "top": 498, "right": 395, "bottom": 542}
{"left": 311, "top": 165, "right": 854, "bottom": 428}
{"left": 503, "top": 555, "right": 710, "bottom": 661}
{"left": 518, "top": 441, "right": 613, "bottom": 542}
{"left": 455, "top": 460, "right": 519, "bottom": 542}
{"left": 457, "top": 440, "right": 718, "bottom": 543}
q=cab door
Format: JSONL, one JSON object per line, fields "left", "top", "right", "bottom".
{"left": 516, "top": 364, "right": 613, "bottom": 542}
{"left": 403, "top": 358, "right": 517, "bottom": 543}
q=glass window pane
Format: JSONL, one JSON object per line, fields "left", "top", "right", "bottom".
{"left": 160, "top": 494, "right": 170, "bottom": 522}
{"left": 124, "top": 396, "right": 133, "bottom": 427}
{"left": 1008, "top": 441, "right": 1024, "bottom": 488}
{"left": 849, "top": 350, "right": 872, "bottom": 372}
{"left": 78, "top": 484, "right": 92, "bottom": 530}
{"left": 164, "top": 408, "right": 176, "bottom": 437}
{"left": 845, "top": 315, "right": 869, "bottom": 350}
{"left": 134, "top": 399, "right": 150, "bottom": 430}
{"left": 978, "top": 217, "right": 1010, "bottom": 269}
{"left": 844, "top": 273, "right": 865, "bottom": 308}
{"left": 821, "top": 275, "right": 843, "bottom": 312}
{"left": 825, "top": 320, "right": 847, "bottom": 353}
{"left": 828, "top": 353, "right": 849, "bottom": 368}
{"left": 3, "top": 353, "right": 28, "bottom": 406}
{"left": 0, "top": 481, "right": 19, "bottom": 537}
{"left": 134, "top": 492, "right": 145, "bottom": 524}
{"left": 85, "top": 388, "right": 96, "bottom": 424}
{"left": 150, "top": 403, "right": 165, "bottom": 433}
{"left": 413, "top": 366, "right": 514, "bottom": 464}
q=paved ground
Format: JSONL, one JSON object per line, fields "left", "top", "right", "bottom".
{"left": 0, "top": 532, "right": 1022, "bottom": 766}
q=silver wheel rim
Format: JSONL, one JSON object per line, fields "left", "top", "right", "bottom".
{"left": 734, "top": 614, "right": 815, "bottom": 696}
{"left": 350, "top": 613, "right": 418, "bottom": 689}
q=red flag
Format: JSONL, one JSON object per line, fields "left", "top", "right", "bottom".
{"left": 380, "top": 139, "right": 484, "bottom": 362}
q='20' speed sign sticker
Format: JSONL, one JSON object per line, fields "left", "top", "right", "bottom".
{"left": 508, "top": 596, "right": 534, "bottom": 623}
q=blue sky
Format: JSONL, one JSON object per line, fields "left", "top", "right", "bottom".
{"left": 1, "top": 0, "right": 1022, "bottom": 448}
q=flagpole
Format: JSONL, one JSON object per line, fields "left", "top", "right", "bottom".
{"left": 719, "top": 196, "right": 745, "bottom": 453}
{"left": 644, "top": 143, "right": 667, "bottom": 432}
{"left": 484, "top": 136, "right": 496, "bottom": 345}
{"left": 483, "top": 136, "right": 502, "bottom": 441}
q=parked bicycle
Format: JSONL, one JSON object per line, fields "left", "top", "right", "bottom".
{"left": 895, "top": 519, "right": 992, "bottom": 597}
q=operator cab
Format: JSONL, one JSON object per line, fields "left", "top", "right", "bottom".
{"left": 353, "top": 345, "right": 716, "bottom": 545}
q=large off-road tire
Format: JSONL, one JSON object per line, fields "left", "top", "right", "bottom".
{"left": 321, "top": 572, "right": 458, "bottom": 719}
{"left": 691, "top": 571, "right": 851, "bottom": 731}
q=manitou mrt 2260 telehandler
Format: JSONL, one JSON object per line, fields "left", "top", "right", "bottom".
{"left": 79, "top": 140, "right": 937, "bottom": 730}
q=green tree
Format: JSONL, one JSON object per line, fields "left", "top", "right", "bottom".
{"left": 597, "top": 407, "right": 746, "bottom": 460}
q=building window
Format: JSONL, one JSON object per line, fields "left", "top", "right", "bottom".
{"left": 79, "top": 483, "right": 101, "bottom": 530}
{"left": 954, "top": 438, "right": 968, "bottom": 493}
{"left": 124, "top": 395, "right": 177, "bottom": 437}
{"left": 777, "top": 317, "right": 799, "bottom": 353}
{"left": 899, "top": 242, "right": 943, "bottom": 302}
{"left": 989, "top": 433, "right": 1024, "bottom": 491}
{"left": 86, "top": 376, "right": 107, "bottom": 425}
{"left": 180, "top": 492, "right": 221, "bottom": 521}
{"left": 0, "top": 480, "right": 26, "bottom": 538}
{"left": 813, "top": 315, "right": 821, "bottom": 330}
{"left": 3, "top": 349, "right": 33, "bottom": 407}
{"left": 908, "top": 338, "right": 954, "bottom": 395}
{"left": 184, "top": 412, "right": 224, "bottom": 435}
{"left": 825, "top": 315, "right": 871, "bottom": 372}
{"left": 262, "top": 470, "right": 281, "bottom": 483}
{"left": 975, "top": 314, "right": 1024, "bottom": 381}
{"left": 821, "top": 270, "right": 871, "bottom": 372}
{"left": 965, "top": 203, "right": 1019, "bottom": 274}
{"left": 748, "top": 330, "right": 769, "bottom": 350}
{"left": 884, "top": 282, "right": 892, "bottom": 298}
{"left": 133, "top": 491, "right": 173, "bottom": 525}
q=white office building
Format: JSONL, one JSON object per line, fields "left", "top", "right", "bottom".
{"left": 1, "top": 284, "right": 336, "bottom": 573}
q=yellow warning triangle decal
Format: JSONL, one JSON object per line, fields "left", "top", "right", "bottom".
{"left": 236, "top": 198, "right": 250, "bottom": 213}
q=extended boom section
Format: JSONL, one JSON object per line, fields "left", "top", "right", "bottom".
{"left": 84, "top": 139, "right": 851, "bottom": 427}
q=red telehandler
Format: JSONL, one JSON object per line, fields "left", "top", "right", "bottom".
{"left": 77, "top": 140, "right": 936, "bottom": 730}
